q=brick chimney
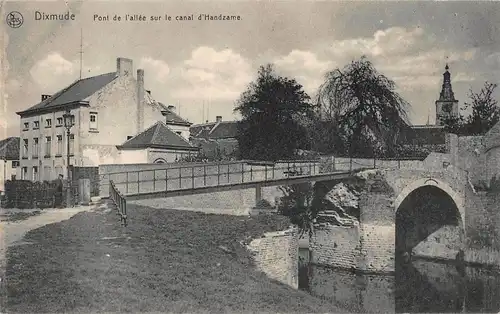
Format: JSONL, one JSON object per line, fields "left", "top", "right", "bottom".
{"left": 116, "top": 57, "right": 133, "bottom": 76}
{"left": 41, "top": 94, "right": 51, "bottom": 101}
{"left": 137, "top": 69, "right": 145, "bottom": 133}
{"left": 216, "top": 116, "right": 222, "bottom": 123}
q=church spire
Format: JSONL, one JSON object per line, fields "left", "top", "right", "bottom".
{"left": 439, "top": 63, "right": 455, "bottom": 101}
{"left": 435, "top": 62, "right": 459, "bottom": 126}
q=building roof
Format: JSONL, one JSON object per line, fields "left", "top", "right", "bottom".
{"left": 16, "top": 72, "right": 117, "bottom": 116}
{"left": 0, "top": 137, "right": 20, "bottom": 160}
{"left": 399, "top": 125, "right": 447, "bottom": 146}
{"left": 157, "top": 102, "right": 192, "bottom": 127}
{"left": 190, "top": 121, "right": 239, "bottom": 139}
{"left": 117, "top": 121, "right": 198, "bottom": 151}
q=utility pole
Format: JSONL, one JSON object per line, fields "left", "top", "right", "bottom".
{"left": 79, "top": 28, "right": 83, "bottom": 79}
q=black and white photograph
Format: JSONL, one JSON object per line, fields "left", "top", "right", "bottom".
{"left": 1, "top": 1, "right": 500, "bottom": 313}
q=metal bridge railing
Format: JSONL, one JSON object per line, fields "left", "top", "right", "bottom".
{"left": 109, "top": 180, "right": 127, "bottom": 226}
{"left": 102, "top": 160, "right": 351, "bottom": 196}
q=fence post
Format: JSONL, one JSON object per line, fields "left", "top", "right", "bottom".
{"left": 191, "top": 166, "right": 195, "bottom": 189}
{"left": 178, "top": 167, "right": 182, "bottom": 189}
{"left": 153, "top": 170, "right": 156, "bottom": 191}
{"left": 265, "top": 165, "right": 268, "bottom": 181}
{"left": 137, "top": 171, "right": 140, "bottom": 193}
{"left": 309, "top": 163, "right": 312, "bottom": 175}
{"left": 203, "top": 165, "right": 206, "bottom": 186}
{"left": 165, "top": 169, "right": 168, "bottom": 191}
{"left": 241, "top": 163, "right": 244, "bottom": 183}
{"left": 374, "top": 157, "right": 376, "bottom": 169}
{"left": 272, "top": 164, "right": 275, "bottom": 179}
{"left": 349, "top": 157, "right": 353, "bottom": 171}
{"left": 398, "top": 159, "right": 401, "bottom": 169}
{"left": 217, "top": 164, "right": 220, "bottom": 185}
{"left": 126, "top": 173, "right": 129, "bottom": 194}
{"left": 228, "top": 164, "right": 230, "bottom": 183}
{"left": 250, "top": 165, "right": 253, "bottom": 181}
{"left": 123, "top": 200, "right": 127, "bottom": 227}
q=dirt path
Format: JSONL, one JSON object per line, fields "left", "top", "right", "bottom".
{"left": 0, "top": 204, "right": 104, "bottom": 273}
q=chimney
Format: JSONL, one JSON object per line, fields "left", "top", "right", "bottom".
{"left": 216, "top": 116, "right": 222, "bottom": 123}
{"left": 167, "top": 105, "right": 176, "bottom": 112}
{"left": 136, "top": 69, "right": 145, "bottom": 134}
{"left": 146, "top": 90, "right": 151, "bottom": 95}
{"left": 116, "top": 57, "right": 133, "bottom": 76}
{"left": 41, "top": 94, "right": 51, "bottom": 101}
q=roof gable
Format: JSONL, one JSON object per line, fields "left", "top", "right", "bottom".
{"left": 17, "top": 72, "right": 117, "bottom": 116}
{"left": 399, "top": 125, "right": 447, "bottom": 145}
{"left": 190, "top": 121, "right": 239, "bottom": 139}
{"left": 157, "top": 102, "right": 192, "bottom": 126}
{"left": 118, "top": 121, "right": 197, "bottom": 150}
{"left": 0, "top": 137, "right": 20, "bottom": 160}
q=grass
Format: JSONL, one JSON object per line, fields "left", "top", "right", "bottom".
{"left": 0, "top": 210, "right": 42, "bottom": 222}
{"left": 1, "top": 203, "right": 343, "bottom": 313}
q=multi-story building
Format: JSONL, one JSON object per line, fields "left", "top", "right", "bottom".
{"left": 16, "top": 57, "right": 194, "bottom": 181}
{"left": 0, "top": 137, "right": 20, "bottom": 191}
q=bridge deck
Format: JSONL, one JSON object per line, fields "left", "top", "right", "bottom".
{"left": 125, "top": 170, "right": 356, "bottom": 201}
{"left": 105, "top": 160, "right": 369, "bottom": 201}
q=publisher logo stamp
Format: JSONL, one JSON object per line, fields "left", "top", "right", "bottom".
{"left": 6, "top": 11, "right": 23, "bottom": 28}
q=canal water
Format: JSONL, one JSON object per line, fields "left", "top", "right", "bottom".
{"left": 298, "top": 248, "right": 500, "bottom": 313}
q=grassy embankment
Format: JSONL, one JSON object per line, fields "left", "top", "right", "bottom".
{"left": 1, "top": 203, "right": 343, "bottom": 313}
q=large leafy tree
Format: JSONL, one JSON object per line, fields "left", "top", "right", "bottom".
{"left": 441, "top": 82, "right": 499, "bottom": 136}
{"left": 234, "top": 64, "right": 314, "bottom": 161}
{"left": 315, "top": 56, "right": 410, "bottom": 157}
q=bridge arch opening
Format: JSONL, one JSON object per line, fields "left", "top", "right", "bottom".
{"left": 395, "top": 184, "right": 465, "bottom": 263}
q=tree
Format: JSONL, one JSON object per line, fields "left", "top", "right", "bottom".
{"left": 315, "top": 56, "right": 410, "bottom": 157}
{"left": 234, "top": 64, "right": 314, "bottom": 161}
{"left": 441, "top": 82, "right": 499, "bottom": 136}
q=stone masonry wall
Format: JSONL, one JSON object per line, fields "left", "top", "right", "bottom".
{"left": 247, "top": 227, "right": 299, "bottom": 289}
{"left": 310, "top": 224, "right": 361, "bottom": 270}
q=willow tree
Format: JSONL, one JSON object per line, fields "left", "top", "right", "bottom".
{"left": 316, "top": 56, "right": 410, "bottom": 157}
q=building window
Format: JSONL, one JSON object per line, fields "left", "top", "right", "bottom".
{"left": 23, "top": 139, "right": 29, "bottom": 157}
{"left": 34, "top": 121, "right": 39, "bottom": 129}
{"left": 69, "top": 134, "right": 75, "bottom": 155}
{"left": 12, "top": 160, "right": 20, "bottom": 168}
{"left": 21, "top": 167, "right": 28, "bottom": 180}
{"left": 56, "top": 117, "right": 63, "bottom": 127}
{"left": 89, "top": 112, "right": 98, "bottom": 130}
{"left": 43, "top": 166, "right": 52, "bottom": 181}
{"left": 45, "top": 136, "right": 51, "bottom": 157}
{"left": 33, "top": 166, "right": 38, "bottom": 181}
{"left": 32, "top": 138, "right": 39, "bottom": 158}
{"left": 56, "top": 135, "right": 63, "bottom": 156}
{"left": 45, "top": 119, "right": 52, "bottom": 128}
{"left": 23, "top": 122, "right": 29, "bottom": 130}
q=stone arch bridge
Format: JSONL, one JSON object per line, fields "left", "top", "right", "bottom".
{"left": 310, "top": 154, "right": 477, "bottom": 274}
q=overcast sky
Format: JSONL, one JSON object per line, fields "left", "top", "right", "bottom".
{"left": 1, "top": 1, "right": 499, "bottom": 138}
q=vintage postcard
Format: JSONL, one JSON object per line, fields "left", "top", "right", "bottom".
{"left": 1, "top": 1, "right": 500, "bottom": 313}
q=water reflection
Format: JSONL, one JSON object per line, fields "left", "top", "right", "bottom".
{"left": 299, "top": 249, "right": 500, "bottom": 313}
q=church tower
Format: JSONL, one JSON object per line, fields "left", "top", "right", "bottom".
{"left": 435, "top": 64, "right": 459, "bottom": 125}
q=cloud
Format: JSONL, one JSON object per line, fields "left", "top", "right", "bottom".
{"left": 274, "top": 50, "right": 333, "bottom": 94}
{"left": 171, "top": 46, "right": 253, "bottom": 101}
{"left": 29, "top": 52, "right": 106, "bottom": 92}
{"left": 139, "top": 57, "right": 170, "bottom": 83}
{"left": 30, "top": 52, "right": 76, "bottom": 91}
